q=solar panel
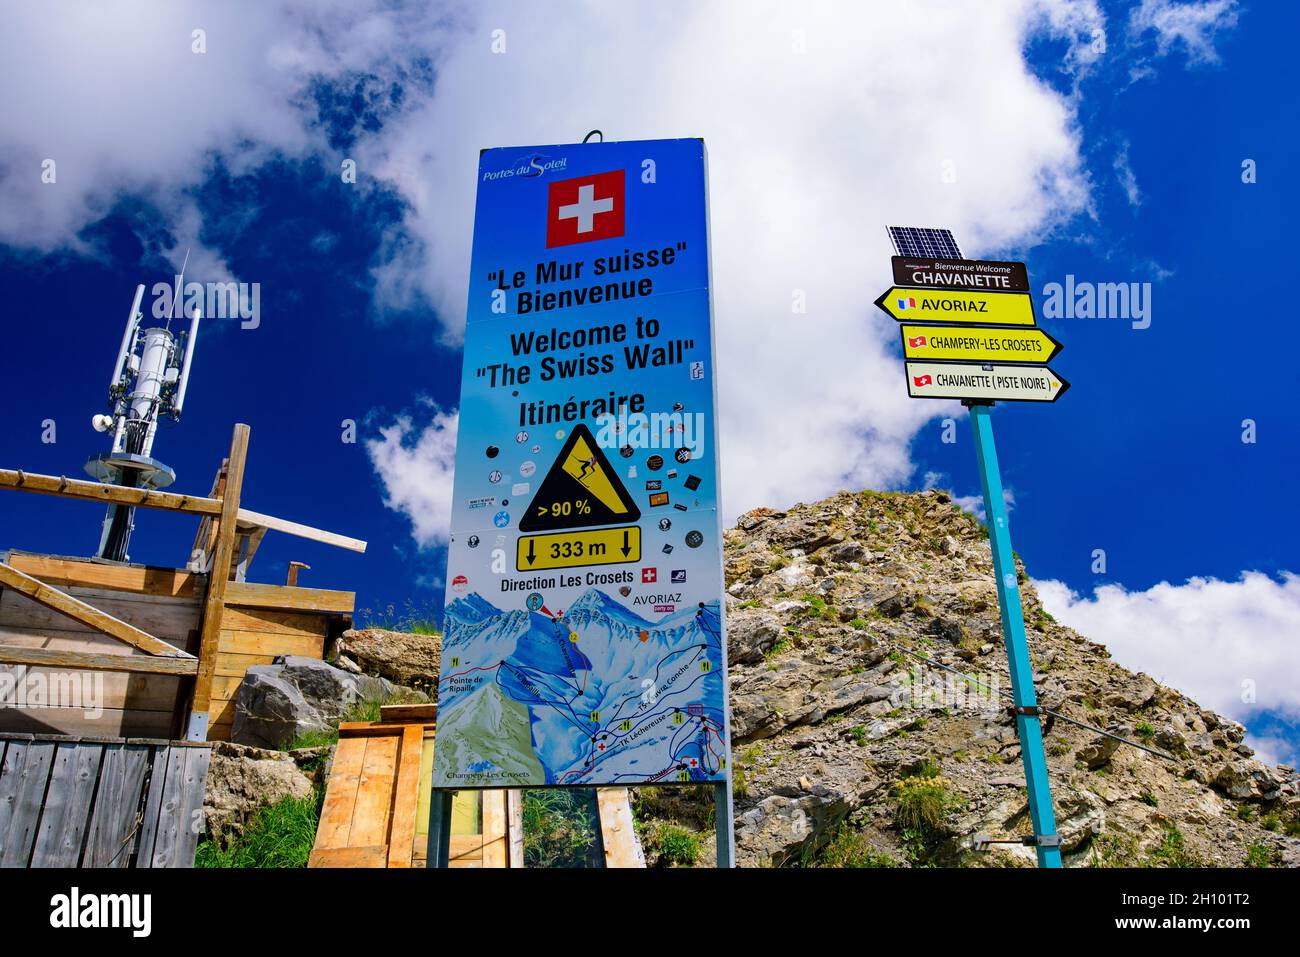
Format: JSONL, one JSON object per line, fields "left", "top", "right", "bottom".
{"left": 887, "top": 226, "right": 962, "bottom": 259}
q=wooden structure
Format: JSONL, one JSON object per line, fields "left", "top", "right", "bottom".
{"left": 0, "top": 424, "right": 365, "bottom": 742}
{"left": 0, "top": 732, "right": 211, "bottom": 867}
{"left": 309, "top": 704, "right": 525, "bottom": 868}
{"left": 310, "top": 704, "right": 646, "bottom": 868}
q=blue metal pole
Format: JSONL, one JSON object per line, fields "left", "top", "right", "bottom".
{"left": 968, "top": 403, "right": 1062, "bottom": 868}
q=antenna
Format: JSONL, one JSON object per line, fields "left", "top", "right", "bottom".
{"left": 173, "top": 300, "right": 201, "bottom": 417}
{"left": 86, "top": 271, "right": 201, "bottom": 562}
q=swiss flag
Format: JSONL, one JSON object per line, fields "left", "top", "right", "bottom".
{"left": 908, "top": 335, "right": 928, "bottom": 348}
{"left": 912, "top": 374, "right": 933, "bottom": 387}
{"left": 547, "top": 170, "right": 625, "bottom": 247}
{"left": 642, "top": 567, "right": 657, "bottom": 583}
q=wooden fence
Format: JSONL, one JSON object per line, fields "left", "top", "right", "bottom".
{"left": 0, "top": 733, "right": 211, "bottom": 868}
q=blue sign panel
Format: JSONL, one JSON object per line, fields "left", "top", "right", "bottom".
{"left": 433, "top": 138, "right": 730, "bottom": 788}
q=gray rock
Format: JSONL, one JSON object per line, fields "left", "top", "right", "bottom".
{"left": 735, "top": 790, "right": 853, "bottom": 866}
{"left": 1078, "top": 732, "right": 1122, "bottom": 770}
{"left": 231, "top": 655, "right": 394, "bottom": 749}
{"left": 203, "top": 741, "right": 315, "bottom": 845}
{"left": 728, "top": 611, "right": 785, "bottom": 665}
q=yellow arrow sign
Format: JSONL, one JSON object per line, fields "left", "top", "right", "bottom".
{"left": 516, "top": 525, "right": 641, "bottom": 572}
{"left": 900, "top": 324, "right": 1061, "bottom": 363}
{"left": 875, "top": 287, "right": 1036, "bottom": 326}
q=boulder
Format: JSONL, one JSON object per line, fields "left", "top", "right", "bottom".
{"left": 203, "top": 741, "right": 316, "bottom": 844}
{"left": 735, "top": 790, "right": 853, "bottom": 867}
{"left": 334, "top": 628, "right": 441, "bottom": 687}
{"left": 728, "top": 610, "right": 785, "bottom": 665}
{"left": 230, "top": 656, "right": 395, "bottom": 749}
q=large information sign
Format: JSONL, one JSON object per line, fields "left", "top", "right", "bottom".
{"left": 433, "top": 138, "right": 730, "bottom": 789}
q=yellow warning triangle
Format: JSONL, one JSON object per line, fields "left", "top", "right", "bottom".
{"left": 519, "top": 423, "right": 641, "bottom": 532}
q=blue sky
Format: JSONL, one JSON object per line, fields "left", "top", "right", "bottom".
{"left": 0, "top": 0, "right": 1295, "bottom": 762}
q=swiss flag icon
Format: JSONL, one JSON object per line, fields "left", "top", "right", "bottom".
{"left": 547, "top": 170, "right": 625, "bottom": 248}
{"left": 912, "top": 374, "right": 933, "bottom": 387}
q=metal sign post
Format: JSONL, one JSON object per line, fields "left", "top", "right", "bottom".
{"left": 968, "top": 401, "right": 1062, "bottom": 868}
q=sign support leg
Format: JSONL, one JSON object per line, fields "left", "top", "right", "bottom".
{"left": 968, "top": 403, "right": 1062, "bottom": 868}
{"left": 425, "top": 788, "right": 453, "bottom": 869}
{"left": 714, "top": 779, "right": 735, "bottom": 868}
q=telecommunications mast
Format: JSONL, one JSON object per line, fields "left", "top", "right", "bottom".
{"left": 86, "top": 275, "right": 201, "bottom": 562}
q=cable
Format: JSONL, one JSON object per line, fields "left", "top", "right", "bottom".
{"left": 887, "top": 642, "right": 1178, "bottom": 763}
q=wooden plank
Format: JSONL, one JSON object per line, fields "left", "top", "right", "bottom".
{"left": 0, "top": 587, "right": 201, "bottom": 642}
{"left": 188, "top": 424, "right": 249, "bottom": 739}
{"left": 349, "top": 735, "right": 398, "bottom": 847}
{"left": 385, "top": 726, "right": 424, "bottom": 868}
{"left": 0, "top": 664, "right": 185, "bottom": 710}
{"left": 5, "top": 555, "right": 202, "bottom": 599}
{"left": 0, "top": 469, "right": 222, "bottom": 517}
{"left": 82, "top": 743, "right": 150, "bottom": 867}
{"left": 449, "top": 834, "right": 484, "bottom": 866}
{"left": 378, "top": 703, "right": 438, "bottom": 724}
{"left": 0, "top": 625, "right": 183, "bottom": 656}
{"left": 30, "top": 742, "right": 104, "bottom": 866}
{"left": 0, "top": 646, "right": 197, "bottom": 676}
{"left": 219, "top": 606, "right": 331, "bottom": 640}
{"left": 597, "top": 788, "right": 645, "bottom": 868}
{"left": 217, "top": 629, "right": 325, "bottom": 658}
{"left": 167, "top": 746, "right": 211, "bottom": 868}
{"left": 236, "top": 508, "right": 367, "bottom": 555}
{"left": 0, "top": 562, "right": 194, "bottom": 660}
{"left": 481, "top": 789, "right": 508, "bottom": 868}
{"left": 213, "top": 651, "right": 276, "bottom": 678}
{"left": 141, "top": 744, "right": 205, "bottom": 867}
{"left": 224, "top": 582, "right": 354, "bottom": 614}
{"left": 0, "top": 740, "right": 56, "bottom": 866}
{"left": 0, "top": 706, "right": 174, "bottom": 740}
{"left": 313, "top": 736, "right": 368, "bottom": 850}
{"left": 308, "top": 845, "right": 387, "bottom": 868}
{"left": 134, "top": 745, "right": 172, "bottom": 867}
{"left": 507, "top": 789, "right": 524, "bottom": 868}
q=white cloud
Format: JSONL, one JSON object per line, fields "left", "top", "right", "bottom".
{"left": 1037, "top": 572, "right": 1300, "bottom": 761}
{"left": 0, "top": 0, "right": 456, "bottom": 276}
{"left": 357, "top": 0, "right": 1098, "bottom": 518}
{"left": 954, "top": 488, "right": 1016, "bottom": 522}
{"left": 1113, "top": 142, "right": 1142, "bottom": 206}
{"left": 366, "top": 405, "right": 459, "bottom": 547}
{"left": 0, "top": 0, "right": 1108, "bottom": 524}
{"left": 1128, "top": 0, "right": 1239, "bottom": 66}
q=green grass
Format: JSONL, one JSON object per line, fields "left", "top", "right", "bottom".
{"left": 649, "top": 824, "right": 701, "bottom": 867}
{"left": 849, "top": 617, "right": 869, "bottom": 630}
{"left": 1245, "top": 841, "right": 1281, "bottom": 868}
{"left": 1134, "top": 722, "right": 1156, "bottom": 742}
{"left": 284, "top": 695, "right": 389, "bottom": 751}
{"left": 1145, "top": 827, "right": 1204, "bottom": 868}
{"left": 523, "top": 789, "right": 597, "bottom": 868}
{"left": 890, "top": 774, "right": 952, "bottom": 832}
{"left": 195, "top": 790, "right": 322, "bottom": 868}
{"left": 356, "top": 599, "right": 441, "bottom": 635}
{"left": 809, "top": 823, "right": 900, "bottom": 868}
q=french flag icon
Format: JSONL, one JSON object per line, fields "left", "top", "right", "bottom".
{"left": 897, "top": 296, "right": 917, "bottom": 310}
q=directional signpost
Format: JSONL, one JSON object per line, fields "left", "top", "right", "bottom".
{"left": 430, "top": 138, "right": 734, "bottom": 867}
{"left": 880, "top": 228, "right": 1066, "bottom": 868}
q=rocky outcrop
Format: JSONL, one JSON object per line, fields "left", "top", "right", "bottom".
{"left": 647, "top": 489, "right": 1300, "bottom": 868}
{"left": 333, "top": 628, "right": 440, "bottom": 688}
{"left": 203, "top": 741, "right": 317, "bottom": 844}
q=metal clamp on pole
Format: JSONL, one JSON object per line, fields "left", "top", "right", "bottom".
{"left": 1011, "top": 705, "right": 1044, "bottom": 717}
{"left": 1022, "top": 834, "right": 1062, "bottom": 848}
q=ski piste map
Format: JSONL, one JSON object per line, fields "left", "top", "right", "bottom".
{"left": 433, "top": 138, "right": 731, "bottom": 788}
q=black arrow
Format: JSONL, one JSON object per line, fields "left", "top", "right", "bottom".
{"left": 620, "top": 530, "right": 631, "bottom": 557}
{"left": 526, "top": 539, "right": 536, "bottom": 566}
